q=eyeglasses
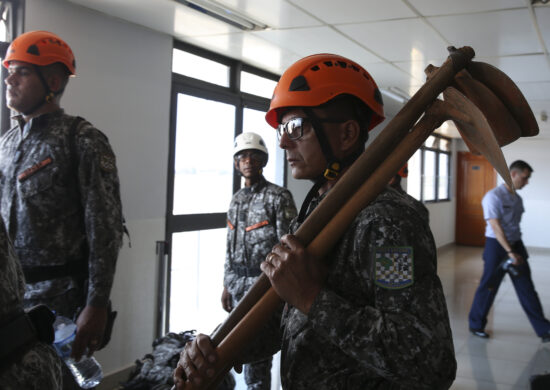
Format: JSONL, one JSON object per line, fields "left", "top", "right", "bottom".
{"left": 235, "top": 150, "right": 265, "bottom": 163}
{"left": 277, "top": 116, "right": 349, "bottom": 141}
{"left": 277, "top": 117, "right": 307, "bottom": 140}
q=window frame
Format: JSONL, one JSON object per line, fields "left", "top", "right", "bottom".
{"left": 419, "top": 133, "right": 452, "bottom": 203}
{"left": 0, "top": 0, "right": 24, "bottom": 135}
{"left": 163, "top": 40, "right": 282, "bottom": 334}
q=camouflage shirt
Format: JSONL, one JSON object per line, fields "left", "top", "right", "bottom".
{"left": 245, "top": 187, "right": 456, "bottom": 389}
{"left": 0, "top": 218, "right": 62, "bottom": 389}
{"left": 224, "top": 177, "right": 296, "bottom": 301}
{"left": 0, "top": 110, "right": 124, "bottom": 311}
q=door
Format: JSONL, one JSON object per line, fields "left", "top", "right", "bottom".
{"left": 455, "top": 152, "right": 496, "bottom": 246}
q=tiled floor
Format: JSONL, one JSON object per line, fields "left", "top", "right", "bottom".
{"left": 439, "top": 245, "right": 550, "bottom": 390}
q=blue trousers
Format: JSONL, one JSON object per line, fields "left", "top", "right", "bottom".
{"left": 469, "top": 238, "right": 550, "bottom": 337}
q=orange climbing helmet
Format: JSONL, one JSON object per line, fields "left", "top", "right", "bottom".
{"left": 266, "top": 53, "right": 384, "bottom": 130}
{"left": 3, "top": 30, "right": 76, "bottom": 75}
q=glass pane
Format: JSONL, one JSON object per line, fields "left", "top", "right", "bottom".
{"left": 169, "top": 229, "right": 227, "bottom": 333}
{"left": 438, "top": 153, "right": 449, "bottom": 199}
{"left": 407, "top": 150, "right": 421, "bottom": 200}
{"left": 243, "top": 107, "right": 283, "bottom": 186}
{"left": 173, "top": 94, "right": 235, "bottom": 215}
{"left": 241, "top": 71, "right": 277, "bottom": 99}
{"left": 423, "top": 150, "right": 436, "bottom": 201}
{"left": 172, "top": 49, "right": 230, "bottom": 87}
{"left": 439, "top": 138, "right": 450, "bottom": 151}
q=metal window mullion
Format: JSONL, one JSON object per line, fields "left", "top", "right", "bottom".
{"left": 420, "top": 148, "right": 425, "bottom": 201}
{"left": 434, "top": 151, "right": 440, "bottom": 202}
{"left": 233, "top": 98, "right": 244, "bottom": 194}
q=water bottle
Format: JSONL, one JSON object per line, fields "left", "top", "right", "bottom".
{"left": 53, "top": 315, "right": 103, "bottom": 389}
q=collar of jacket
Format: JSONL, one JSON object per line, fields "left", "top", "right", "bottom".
{"left": 247, "top": 175, "right": 267, "bottom": 194}
{"left": 13, "top": 108, "right": 66, "bottom": 130}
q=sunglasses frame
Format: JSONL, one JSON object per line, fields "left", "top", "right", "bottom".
{"left": 277, "top": 116, "right": 349, "bottom": 141}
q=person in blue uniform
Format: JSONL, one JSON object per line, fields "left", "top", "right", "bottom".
{"left": 469, "top": 160, "right": 550, "bottom": 341}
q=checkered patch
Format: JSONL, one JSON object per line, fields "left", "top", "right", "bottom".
{"left": 374, "top": 247, "right": 414, "bottom": 289}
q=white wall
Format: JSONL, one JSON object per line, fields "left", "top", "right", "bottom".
{"left": 26, "top": 0, "right": 173, "bottom": 374}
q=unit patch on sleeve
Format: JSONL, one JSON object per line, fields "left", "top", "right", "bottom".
{"left": 374, "top": 246, "right": 414, "bottom": 289}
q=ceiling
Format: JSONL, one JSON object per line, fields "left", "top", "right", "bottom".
{"left": 66, "top": 0, "right": 550, "bottom": 138}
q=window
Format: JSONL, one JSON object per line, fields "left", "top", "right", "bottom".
{"left": 164, "top": 42, "right": 283, "bottom": 335}
{"left": 172, "top": 48, "right": 230, "bottom": 87}
{"left": 0, "top": 0, "right": 23, "bottom": 134}
{"left": 407, "top": 133, "right": 451, "bottom": 202}
{"left": 241, "top": 71, "right": 277, "bottom": 99}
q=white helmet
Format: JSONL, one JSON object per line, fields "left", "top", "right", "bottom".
{"left": 233, "top": 132, "right": 268, "bottom": 156}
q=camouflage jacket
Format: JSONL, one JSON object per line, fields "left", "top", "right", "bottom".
{"left": 244, "top": 187, "right": 456, "bottom": 389}
{"left": 224, "top": 177, "right": 296, "bottom": 301}
{"left": 0, "top": 110, "right": 124, "bottom": 310}
{"left": 0, "top": 219, "right": 62, "bottom": 389}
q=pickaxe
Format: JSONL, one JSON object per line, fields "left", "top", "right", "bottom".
{"left": 175, "top": 46, "right": 539, "bottom": 389}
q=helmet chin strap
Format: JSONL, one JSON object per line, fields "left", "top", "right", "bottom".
{"left": 296, "top": 108, "right": 369, "bottom": 224}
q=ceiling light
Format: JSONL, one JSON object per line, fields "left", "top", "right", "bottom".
{"left": 174, "top": 0, "right": 268, "bottom": 31}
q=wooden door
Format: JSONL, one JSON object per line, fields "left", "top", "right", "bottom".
{"left": 455, "top": 152, "right": 497, "bottom": 246}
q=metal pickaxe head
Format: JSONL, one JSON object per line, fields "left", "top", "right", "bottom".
{"left": 441, "top": 87, "right": 515, "bottom": 191}
{"left": 424, "top": 55, "right": 540, "bottom": 192}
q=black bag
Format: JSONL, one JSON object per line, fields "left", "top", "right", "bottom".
{"left": 531, "top": 372, "right": 550, "bottom": 390}
{"left": 0, "top": 305, "right": 55, "bottom": 373}
{"left": 121, "top": 330, "right": 235, "bottom": 390}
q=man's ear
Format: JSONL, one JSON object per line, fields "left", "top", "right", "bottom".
{"left": 338, "top": 120, "right": 361, "bottom": 154}
{"left": 46, "top": 74, "right": 63, "bottom": 93}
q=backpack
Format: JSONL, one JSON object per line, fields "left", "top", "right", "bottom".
{"left": 120, "top": 330, "right": 235, "bottom": 390}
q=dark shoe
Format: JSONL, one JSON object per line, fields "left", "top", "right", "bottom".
{"left": 470, "top": 328, "right": 490, "bottom": 338}
{"left": 541, "top": 332, "right": 550, "bottom": 343}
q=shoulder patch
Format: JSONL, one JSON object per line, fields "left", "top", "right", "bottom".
{"left": 100, "top": 154, "right": 116, "bottom": 172}
{"left": 374, "top": 246, "right": 414, "bottom": 289}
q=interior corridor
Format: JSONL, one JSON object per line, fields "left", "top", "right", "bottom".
{"left": 441, "top": 245, "right": 550, "bottom": 390}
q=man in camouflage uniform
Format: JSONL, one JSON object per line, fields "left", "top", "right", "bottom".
{"left": 175, "top": 54, "right": 456, "bottom": 389}
{"left": 0, "top": 31, "right": 124, "bottom": 389}
{"left": 0, "top": 215, "right": 62, "bottom": 389}
{"left": 221, "top": 132, "right": 296, "bottom": 389}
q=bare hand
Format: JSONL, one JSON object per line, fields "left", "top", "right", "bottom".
{"left": 260, "top": 234, "right": 328, "bottom": 314}
{"left": 221, "top": 287, "right": 233, "bottom": 313}
{"left": 173, "top": 334, "right": 217, "bottom": 389}
{"left": 72, "top": 305, "right": 107, "bottom": 361}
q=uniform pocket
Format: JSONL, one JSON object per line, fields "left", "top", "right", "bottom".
{"left": 19, "top": 165, "right": 55, "bottom": 199}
